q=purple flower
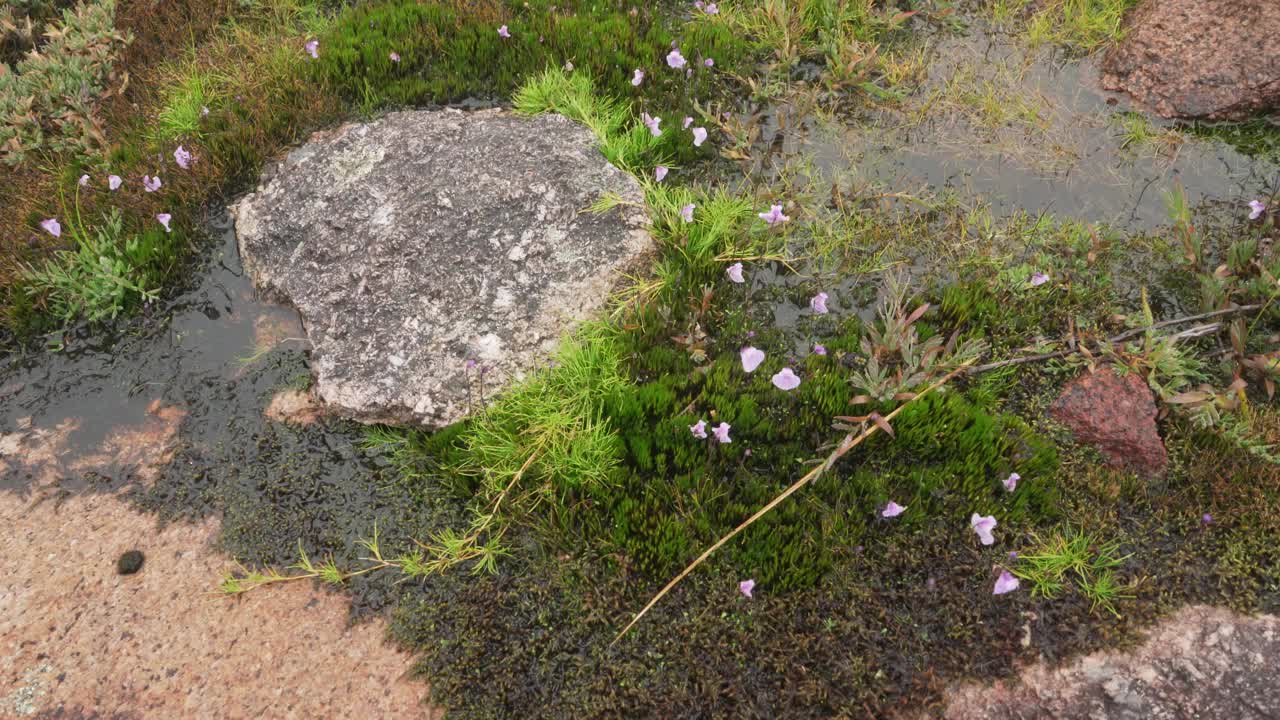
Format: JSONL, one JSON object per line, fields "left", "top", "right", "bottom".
{"left": 712, "top": 422, "right": 732, "bottom": 443}
{"left": 563, "top": 60, "right": 574, "bottom": 71}
{"left": 78, "top": 174, "right": 89, "bottom": 186}
{"left": 771, "top": 368, "right": 801, "bottom": 391}
{"left": 1202, "top": 512, "right": 1213, "bottom": 525}
{"left": 810, "top": 292, "right": 829, "bottom": 314}
{"left": 108, "top": 175, "right": 122, "bottom": 190}
{"left": 156, "top": 213, "right": 172, "bottom": 232}
{"left": 692, "top": 127, "right": 707, "bottom": 147}
{"left": 759, "top": 203, "right": 790, "bottom": 225}
{"left": 498, "top": 25, "right": 510, "bottom": 38}
{"left": 666, "top": 48, "right": 686, "bottom": 69}
{"left": 993, "top": 570, "right": 1020, "bottom": 595}
{"left": 694, "top": 0, "right": 704, "bottom": 8}
{"left": 655, "top": 165, "right": 669, "bottom": 182}
{"left": 726, "top": 262, "right": 745, "bottom": 283}
{"left": 390, "top": 51, "right": 400, "bottom": 63}
{"left": 971, "top": 513, "right": 997, "bottom": 545}
{"left": 704, "top": 58, "right": 714, "bottom": 67}
{"left": 632, "top": 68, "right": 645, "bottom": 86}
{"left": 143, "top": 174, "right": 161, "bottom": 192}
{"left": 174, "top": 145, "right": 193, "bottom": 169}
{"left": 643, "top": 112, "right": 662, "bottom": 137}
{"left": 1030, "top": 272, "right": 1050, "bottom": 287}
{"left": 680, "top": 203, "right": 695, "bottom": 223}
{"left": 1249, "top": 200, "right": 1267, "bottom": 220}
{"left": 705, "top": 2, "right": 719, "bottom": 13}
{"left": 683, "top": 116, "right": 693, "bottom": 129}
{"left": 39, "top": 218, "right": 61, "bottom": 237}
{"left": 738, "top": 578, "right": 754, "bottom": 598}
{"left": 813, "top": 344, "right": 827, "bottom": 356}
{"left": 465, "top": 359, "right": 478, "bottom": 370}
{"left": 882, "top": 501, "right": 906, "bottom": 518}
{"left": 690, "top": 419, "right": 708, "bottom": 439}
{"left": 304, "top": 39, "right": 318, "bottom": 59}
{"left": 1003, "top": 472, "right": 1020, "bottom": 492}
{"left": 740, "top": 346, "right": 765, "bottom": 373}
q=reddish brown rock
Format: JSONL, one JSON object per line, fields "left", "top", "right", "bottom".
{"left": 942, "top": 606, "right": 1280, "bottom": 720}
{"left": 1051, "top": 367, "right": 1167, "bottom": 477}
{"left": 1101, "top": 0, "right": 1280, "bottom": 121}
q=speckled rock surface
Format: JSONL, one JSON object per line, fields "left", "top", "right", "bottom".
{"left": 1051, "top": 367, "right": 1167, "bottom": 477}
{"left": 232, "top": 109, "right": 652, "bottom": 428}
{"left": 942, "top": 605, "right": 1280, "bottom": 720}
{"left": 1101, "top": 0, "right": 1280, "bottom": 120}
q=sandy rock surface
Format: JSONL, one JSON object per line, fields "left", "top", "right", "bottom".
{"left": 943, "top": 605, "right": 1280, "bottom": 719}
{"left": 0, "top": 403, "right": 438, "bottom": 719}
{"left": 1102, "top": 0, "right": 1280, "bottom": 120}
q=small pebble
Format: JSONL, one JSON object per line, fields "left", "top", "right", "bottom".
{"left": 117, "top": 550, "right": 145, "bottom": 575}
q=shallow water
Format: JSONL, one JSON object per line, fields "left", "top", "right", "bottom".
{"left": 753, "top": 22, "right": 1280, "bottom": 232}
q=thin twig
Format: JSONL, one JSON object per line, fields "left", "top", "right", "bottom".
{"left": 611, "top": 362, "right": 973, "bottom": 645}
{"left": 967, "top": 304, "right": 1267, "bottom": 375}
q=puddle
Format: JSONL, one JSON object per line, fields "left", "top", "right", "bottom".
{"left": 753, "top": 20, "right": 1280, "bottom": 231}
{"left": 0, "top": 213, "right": 306, "bottom": 493}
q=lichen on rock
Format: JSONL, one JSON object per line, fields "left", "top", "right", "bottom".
{"left": 233, "top": 108, "right": 653, "bottom": 428}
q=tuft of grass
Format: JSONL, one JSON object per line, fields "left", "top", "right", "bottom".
{"left": 1015, "top": 528, "right": 1136, "bottom": 616}
{"left": 993, "top": 0, "right": 1141, "bottom": 53}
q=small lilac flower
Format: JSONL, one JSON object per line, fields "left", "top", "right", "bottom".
{"left": 632, "top": 68, "right": 644, "bottom": 86}
{"left": 642, "top": 112, "right": 662, "bottom": 137}
{"left": 683, "top": 116, "right": 693, "bottom": 129}
{"left": 695, "top": 0, "right": 704, "bottom": 9}
{"left": 810, "top": 292, "right": 829, "bottom": 314}
{"left": 692, "top": 127, "right": 708, "bottom": 147}
{"left": 1008, "top": 551, "right": 1019, "bottom": 561}
{"left": 78, "top": 174, "right": 89, "bottom": 186}
{"left": 746, "top": 330, "right": 755, "bottom": 338}
{"left": 813, "top": 344, "right": 827, "bottom": 356}
{"left": 465, "top": 359, "right": 478, "bottom": 370}
{"left": 726, "top": 262, "right": 745, "bottom": 283}
{"left": 304, "top": 39, "right": 318, "bottom": 59}
{"left": 156, "top": 213, "right": 172, "bottom": 233}
{"left": 1030, "top": 272, "right": 1050, "bottom": 287}
{"left": 200, "top": 106, "right": 210, "bottom": 117}
{"left": 498, "top": 25, "right": 510, "bottom": 38}
{"left": 108, "top": 175, "right": 122, "bottom": 190}
{"left": 690, "top": 419, "right": 708, "bottom": 439}
{"left": 738, "top": 578, "right": 755, "bottom": 598}
{"left": 1202, "top": 512, "right": 1213, "bottom": 525}
{"left": 655, "top": 165, "right": 669, "bottom": 182}
{"left": 39, "top": 218, "right": 61, "bottom": 237}
{"left": 390, "top": 51, "right": 400, "bottom": 63}
{"left": 704, "top": 57, "right": 714, "bottom": 67}
{"left": 1249, "top": 200, "right": 1267, "bottom": 220}
{"left": 882, "top": 501, "right": 906, "bottom": 518}
{"left": 563, "top": 60, "right": 574, "bottom": 71}
{"left": 174, "top": 145, "right": 193, "bottom": 169}
{"left": 686, "top": 68, "right": 693, "bottom": 79}
{"left": 993, "top": 570, "right": 1020, "bottom": 595}
{"left": 740, "top": 346, "right": 765, "bottom": 373}
{"left": 705, "top": 2, "right": 719, "bottom": 13}
{"left": 712, "top": 422, "right": 732, "bottom": 443}
{"left": 971, "top": 513, "right": 998, "bottom": 546}
{"left": 680, "top": 203, "right": 695, "bottom": 223}
{"left": 666, "top": 48, "right": 686, "bottom": 69}
{"left": 771, "top": 368, "right": 801, "bottom": 391}
{"left": 1003, "top": 472, "right": 1020, "bottom": 492}
{"left": 143, "top": 175, "right": 161, "bottom": 192}
{"left": 759, "top": 203, "right": 790, "bottom": 225}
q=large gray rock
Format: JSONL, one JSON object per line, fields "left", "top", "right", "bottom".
{"left": 232, "top": 109, "right": 652, "bottom": 428}
{"left": 1101, "top": 0, "right": 1280, "bottom": 121}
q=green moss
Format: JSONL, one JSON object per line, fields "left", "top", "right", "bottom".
{"left": 315, "top": 0, "right": 754, "bottom": 115}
